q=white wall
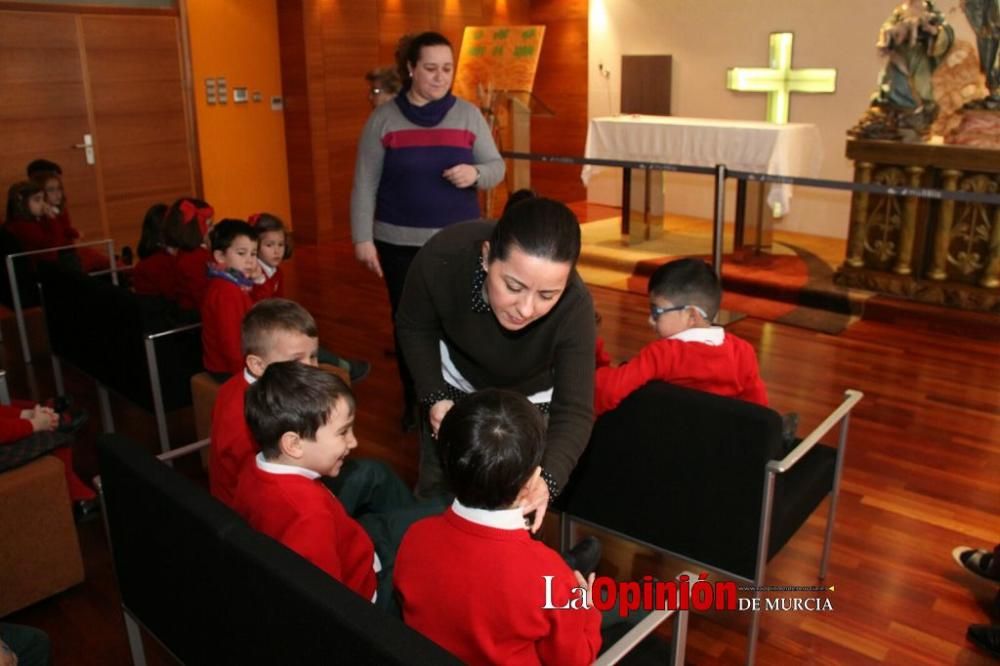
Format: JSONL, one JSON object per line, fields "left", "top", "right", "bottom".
{"left": 587, "top": 0, "right": 976, "bottom": 238}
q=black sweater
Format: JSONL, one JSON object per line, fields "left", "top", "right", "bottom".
{"left": 396, "top": 221, "right": 596, "bottom": 490}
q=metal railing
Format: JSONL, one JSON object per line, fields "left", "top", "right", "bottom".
{"left": 4, "top": 238, "right": 117, "bottom": 364}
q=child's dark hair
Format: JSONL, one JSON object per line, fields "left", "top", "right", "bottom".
{"left": 647, "top": 258, "right": 722, "bottom": 320}
{"left": 26, "top": 159, "right": 62, "bottom": 178}
{"left": 487, "top": 196, "right": 581, "bottom": 267}
{"left": 210, "top": 218, "right": 257, "bottom": 253}
{"left": 137, "top": 203, "right": 169, "bottom": 259}
{"left": 366, "top": 66, "right": 402, "bottom": 96}
{"left": 400, "top": 31, "right": 452, "bottom": 86}
{"left": 5, "top": 181, "right": 42, "bottom": 223}
{"left": 245, "top": 361, "right": 355, "bottom": 460}
{"left": 242, "top": 298, "right": 318, "bottom": 357}
{"left": 438, "top": 388, "right": 544, "bottom": 510}
{"left": 250, "top": 212, "right": 293, "bottom": 260}
{"left": 163, "top": 197, "right": 213, "bottom": 251}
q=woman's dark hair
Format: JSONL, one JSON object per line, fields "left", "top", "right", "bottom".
{"left": 163, "top": 197, "right": 212, "bottom": 251}
{"left": 438, "top": 388, "right": 545, "bottom": 510}
{"left": 245, "top": 361, "right": 355, "bottom": 460}
{"left": 26, "top": 159, "right": 61, "bottom": 178}
{"left": 5, "top": 181, "right": 43, "bottom": 223}
{"left": 251, "top": 212, "right": 293, "bottom": 260}
{"left": 136, "top": 203, "right": 168, "bottom": 259}
{"left": 487, "top": 196, "right": 582, "bottom": 267}
{"left": 503, "top": 188, "right": 537, "bottom": 216}
{"left": 400, "top": 31, "right": 452, "bottom": 86}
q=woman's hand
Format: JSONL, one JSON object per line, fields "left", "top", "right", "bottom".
{"left": 21, "top": 405, "right": 58, "bottom": 433}
{"left": 429, "top": 399, "right": 454, "bottom": 436}
{"left": 354, "top": 241, "right": 383, "bottom": 278}
{"left": 517, "top": 468, "right": 550, "bottom": 533}
{"left": 442, "top": 164, "right": 479, "bottom": 189}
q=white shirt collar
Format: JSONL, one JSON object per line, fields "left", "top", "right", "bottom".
{"left": 254, "top": 452, "right": 320, "bottom": 480}
{"left": 244, "top": 368, "right": 257, "bottom": 384}
{"left": 670, "top": 326, "right": 725, "bottom": 346}
{"left": 451, "top": 498, "right": 527, "bottom": 531}
{"left": 258, "top": 258, "right": 277, "bottom": 279}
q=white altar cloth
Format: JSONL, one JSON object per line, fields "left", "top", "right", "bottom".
{"left": 581, "top": 115, "right": 824, "bottom": 216}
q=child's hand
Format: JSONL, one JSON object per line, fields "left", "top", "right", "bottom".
{"left": 246, "top": 260, "right": 263, "bottom": 282}
{"left": 573, "top": 571, "right": 596, "bottom": 609}
{"left": 21, "top": 405, "right": 58, "bottom": 433}
{"left": 428, "top": 399, "right": 454, "bottom": 436}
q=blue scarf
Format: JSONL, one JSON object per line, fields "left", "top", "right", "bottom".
{"left": 206, "top": 263, "right": 254, "bottom": 293}
{"left": 395, "top": 84, "right": 457, "bottom": 127}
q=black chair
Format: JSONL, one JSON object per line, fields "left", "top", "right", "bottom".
{"left": 556, "top": 382, "right": 862, "bottom": 665}
{"left": 38, "top": 262, "right": 202, "bottom": 454}
{"left": 96, "top": 435, "right": 462, "bottom": 666}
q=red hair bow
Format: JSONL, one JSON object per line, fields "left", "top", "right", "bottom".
{"left": 179, "top": 200, "right": 215, "bottom": 236}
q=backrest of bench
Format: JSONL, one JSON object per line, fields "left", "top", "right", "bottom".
{"left": 97, "top": 435, "right": 459, "bottom": 665}
{"left": 557, "top": 381, "right": 784, "bottom": 580}
{"left": 40, "top": 264, "right": 201, "bottom": 412}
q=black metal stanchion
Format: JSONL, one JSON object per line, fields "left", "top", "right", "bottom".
{"left": 712, "top": 164, "right": 746, "bottom": 326}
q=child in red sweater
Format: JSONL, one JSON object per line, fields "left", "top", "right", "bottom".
{"left": 0, "top": 399, "right": 97, "bottom": 509}
{"left": 235, "top": 362, "right": 435, "bottom": 609}
{"left": 200, "top": 219, "right": 258, "bottom": 379}
{"left": 248, "top": 213, "right": 289, "bottom": 300}
{"left": 394, "top": 389, "right": 603, "bottom": 665}
{"left": 594, "top": 258, "right": 767, "bottom": 417}
{"left": 130, "top": 203, "right": 177, "bottom": 300}
{"left": 164, "top": 197, "right": 214, "bottom": 311}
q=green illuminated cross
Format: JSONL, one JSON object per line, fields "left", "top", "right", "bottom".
{"left": 727, "top": 32, "right": 837, "bottom": 124}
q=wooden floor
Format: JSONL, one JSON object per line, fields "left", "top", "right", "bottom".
{"left": 4, "top": 234, "right": 999, "bottom": 665}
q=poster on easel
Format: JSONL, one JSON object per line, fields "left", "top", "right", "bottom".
{"left": 454, "top": 25, "right": 546, "bottom": 103}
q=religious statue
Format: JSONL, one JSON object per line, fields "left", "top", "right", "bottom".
{"left": 962, "top": 0, "right": 1000, "bottom": 109}
{"left": 849, "top": 0, "right": 955, "bottom": 140}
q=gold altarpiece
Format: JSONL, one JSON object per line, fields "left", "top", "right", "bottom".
{"left": 836, "top": 140, "right": 1000, "bottom": 312}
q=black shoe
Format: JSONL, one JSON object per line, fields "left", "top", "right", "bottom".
{"left": 781, "top": 412, "right": 800, "bottom": 455}
{"left": 348, "top": 359, "right": 371, "bottom": 384}
{"left": 967, "top": 624, "right": 1000, "bottom": 659}
{"left": 564, "top": 536, "right": 602, "bottom": 577}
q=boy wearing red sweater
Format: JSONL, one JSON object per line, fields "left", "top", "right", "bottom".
{"left": 201, "top": 219, "right": 258, "bottom": 379}
{"left": 594, "top": 258, "right": 767, "bottom": 416}
{"left": 394, "top": 389, "right": 602, "bottom": 665}
{"left": 234, "top": 362, "right": 380, "bottom": 601}
{"left": 209, "top": 298, "right": 412, "bottom": 513}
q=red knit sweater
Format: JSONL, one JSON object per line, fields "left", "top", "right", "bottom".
{"left": 250, "top": 264, "right": 283, "bottom": 301}
{"left": 175, "top": 247, "right": 211, "bottom": 311}
{"left": 208, "top": 373, "right": 253, "bottom": 507}
{"left": 0, "top": 405, "right": 33, "bottom": 445}
{"left": 131, "top": 250, "right": 179, "bottom": 301}
{"left": 394, "top": 508, "right": 602, "bottom": 665}
{"left": 232, "top": 460, "right": 377, "bottom": 601}
{"left": 200, "top": 277, "right": 253, "bottom": 375}
{"left": 595, "top": 329, "right": 768, "bottom": 416}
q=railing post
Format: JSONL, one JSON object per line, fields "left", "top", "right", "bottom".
{"left": 6, "top": 255, "right": 33, "bottom": 364}
{"left": 712, "top": 164, "right": 728, "bottom": 279}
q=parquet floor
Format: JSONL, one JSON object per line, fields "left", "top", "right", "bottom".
{"left": 4, "top": 231, "right": 998, "bottom": 665}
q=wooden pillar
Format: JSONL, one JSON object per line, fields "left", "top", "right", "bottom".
{"left": 928, "top": 169, "right": 961, "bottom": 281}
{"left": 893, "top": 166, "right": 924, "bottom": 275}
{"left": 846, "top": 162, "right": 872, "bottom": 267}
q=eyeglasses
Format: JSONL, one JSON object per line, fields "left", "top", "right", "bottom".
{"left": 649, "top": 304, "right": 708, "bottom": 321}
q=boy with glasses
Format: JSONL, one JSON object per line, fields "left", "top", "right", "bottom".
{"left": 594, "top": 258, "right": 767, "bottom": 416}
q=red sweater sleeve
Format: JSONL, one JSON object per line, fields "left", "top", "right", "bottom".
{"left": 0, "top": 407, "right": 34, "bottom": 445}
{"left": 594, "top": 339, "right": 681, "bottom": 417}
{"left": 280, "top": 513, "right": 344, "bottom": 581}
{"left": 595, "top": 336, "right": 612, "bottom": 369}
{"left": 733, "top": 338, "right": 769, "bottom": 407}
{"left": 5, "top": 219, "right": 49, "bottom": 252}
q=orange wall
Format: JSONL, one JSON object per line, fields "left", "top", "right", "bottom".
{"left": 185, "top": 0, "right": 291, "bottom": 226}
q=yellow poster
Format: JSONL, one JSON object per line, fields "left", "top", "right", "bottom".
{"left": 454, "top": 26, "right": 545, "bottom": 103}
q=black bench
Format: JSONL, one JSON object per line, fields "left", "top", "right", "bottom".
{"left": 556, "top": 382, "right": 862, "bottom": 665}
{"left": 39, "top": 262, "right": 202, "bottom": 454}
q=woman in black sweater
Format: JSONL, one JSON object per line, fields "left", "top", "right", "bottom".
{"left": 396, "top": 197, "right": 595, "bottom": 530}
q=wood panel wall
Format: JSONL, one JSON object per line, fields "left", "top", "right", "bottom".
{"left": 277, "top": 0, "right": 586, "bottom": 242}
